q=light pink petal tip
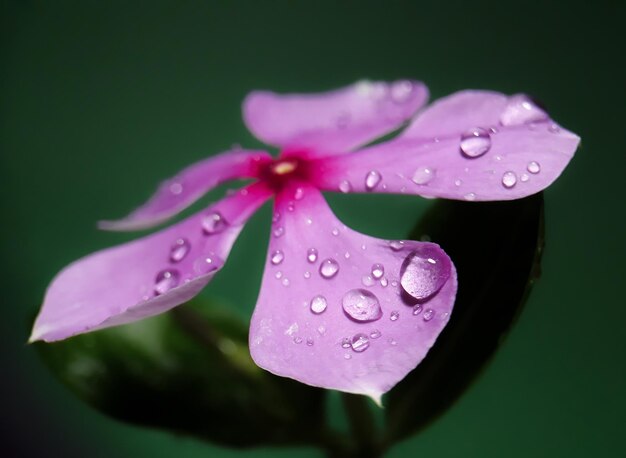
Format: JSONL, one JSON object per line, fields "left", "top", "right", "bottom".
{"left": 314, "top": 91, "right": 580, "bottom": 201}
{"left": 248, "top": 185, "right": 456, "bottom": 403}
{"left": 243, "top": 80, "right": 428, "bottom": 156}
{"left": 30, "top": 183, "right": 271, "bottom": 343}
{"left": 99, "top": 148, "right": 270, "bottom": 231}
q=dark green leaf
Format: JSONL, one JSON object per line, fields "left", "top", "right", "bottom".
{"left": 35, "top": 300, "right": 328, "bottom": 448}
{"left": 384, "top": 193, "right": 544, "bottom": 445}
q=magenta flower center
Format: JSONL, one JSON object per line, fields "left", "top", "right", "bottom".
{"left": 257, "top": 151, "right": 315, "bottom": 192}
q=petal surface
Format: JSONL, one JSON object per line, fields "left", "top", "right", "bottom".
{"left": 313, "top": 91, "right": 580, "bottom": 200}
{"left": 31, "top": 183, "right": 271, "bottom": 342}
{"left": 99, "top": 148, "right": 270, "bottom": 231}
{"left": 248, "top": 185, "right": 456, "bottom": 402}
{"left": 242, "top": 80, "right": 428, "bottom": 155}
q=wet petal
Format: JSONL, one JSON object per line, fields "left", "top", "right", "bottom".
{"left": 99, "top": 148, "right": 270, "bottom": 231}
{"left": 243, "top": 80, "right": 428, "bottom": 155}
{"left": 30, "top": 184, "right": 271, "bottom": 342}
{"left": 314, "top": 91, "right": 579, "bottom": 200}
{"left": 248, "top": 185, "right": 456, "bottom": 403}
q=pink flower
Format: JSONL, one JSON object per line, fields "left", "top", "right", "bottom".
{"left": 30, "top": 80, "right": 579, "bottom": 403}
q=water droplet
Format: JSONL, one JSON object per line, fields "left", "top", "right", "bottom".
{"left": 527, "top": 161, "right": 541, "bottom": 174}
{"left": 350, "top": 333, "right": 370, "bottom": 352}
{"left": 331, "top": 228, "right": 339, "bottom": 236}
{"left": 271, "top": 250, "right": 284, "bottom": 265}
{"left": 464, "top": 192, "right": 476, "bottom": 201}
{"left": 380, "top": 277, "right": 389, "bottom": 287}
{"left": 454, "top": 179, "right": 462, "bottom": 187}
{"left": 344, "top": 251, "right": 351, "bottom": 259}
{"left": 502, "top": 171, "right": 517, "bottom": 189}
{"left": 305, "top": 217, "right": 313, "bottom": 225}
{"left": 202, "top": 211, "right": 227, "bottom": 235}
{"left": 169, "top": 181, "right": 183, "bottom": 195}
{"left": 287, "top": 202, "right": 295, "bottom": 212}
{"left": 304, "top": 271, "right": 311, "bottom": 279}
{"left": 281, "top": 278, "right": 290, "bottom": 287}
{"left": 371, "top": 263, "right": 384, "bottom": 279}
{"left": 391, "top": 280, "right": 399, "bottom": 287}
{"left": 412, "top": 304, "right": 423, "bottom": 315}
{"left": 388, "top": 338, "right": 397, "bottom": 346}
{"left": 365, "top": 170, "right": 382, "bottom": 191}
{"left": 390, "top": 80, "right": 414, "bottom": 103}
{"left": 389, "top": 310, "right": 400, "bottom": 321}
{"left": 370, "top": 329, "right": 381, "bottom": 339}
{"left": 319, "top": 258, "right": 340, "bottom": 279}
{"left": 272, "top": 211, "right": 281, "bottom": 223}
{"left": 342, "top": 289, "right": 382, "bottom": 322}
{"left": 294, "top": 187, "right": 304, "bottom": 200}
{"left": 155, "top": 269, "right": 179, "bottom": 295}
{"left": 317, "top": 325, "right": 326, "bottom": 335}
{"left": 341, "top": 337, "right": 351, "bottom": 348}
{"left": 460, "top": 127, "right": 491, "bottom": 158}
{"left": 306, "top": 338, "right": 314, "bottom": 346}
{"left": 293, "top": 336, "right": 303, "bottom": 344}
{"left": 361, "top": 275, "right": 375, "bottom": 286}
{"left": 275, "top": 271, "right": 283, "bottom": 279}
{"left": 389, "top": 240, "right": 405, "bottom": 251}
{"left": 194, "top": 255, "right": 219, "bottom": 275}
{"left": 548, "top": 123, "right": 560, "bottom": 133}
{"left": 169, "top": 238, "right": 190, "bottom": 263}
{"left": 273, "top": 226, "right": 285, "bottom": 238}
{"left": 423, "top": 309, "right": 435, "bottom": 321}
{"left": 344, "top": 353, "right": 352, "bottom": 360}
{"left": 307, "top": 248, "right": 318, "bottom": 263}
{"left": 520, "top": 173, "right": 530, "bottom": 182}
{"left": 339, "top": 180, "right": 352, "bottom": 193}
{"left": 411, "top": 166, "right": 435, "bottom": 185}
{"left": 310, "top": 295, "right": 328, "bottom": 314}
{"left": 400, "top": 248, "right": 450, "bottom": 300}
{"left": 500, "top": 95, "right": 548, "bottom": 126}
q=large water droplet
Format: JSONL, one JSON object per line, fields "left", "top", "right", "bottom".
{"left": 342, "top": 289, "right": 382, "bottom": 322}
{"left": 502, "top": 171, "right": 517, "bottom": 189}
{"left": 319, "top": 258, "right": 340, "bottom": 279}
{"left": 365, "top": 170, "right": 382, "bottom": 191}
{"left": 307, "top": 248, "right": 318, "bottom": 263}
{"left": 500, "top": 95, "right": 548, "bottom": 126}
{"left": 527, "top": 161, "right": 541, "bottom": 174}
{"left": 400, "top": 247, "right": 450, "bottom": 300}
{"left": 371, "top": 263, "right": 384, "bottom": 279}
{"left": 460, "top": 127, "right": 491, "bottom": 158}
{"left": 270, "top": 250, "right": 284, "bottom": 265}
{"left": 390, "top": 80, "right": 414, "bottom": 103}
{"left": 310, "top": 295, "right": 328, "bottom": 314}
{"left": 169, "top": 238, "right": 190, "bottom": 263}
{"left": 351, "top": 333, "right": 370, "bottom": 352}
{"left": 155, "top": 269, "right": 179, "bottom": 295}
{"left": 412, "top": 166, "right": 435, "bottom": 185}
{"left": 339, "top": 180, "right": 352, "bottom": 193}
{"left": 202, "top": 211, "right": 227, "bottom": 235}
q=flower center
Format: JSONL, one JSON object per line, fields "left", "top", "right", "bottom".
{"left": 259, "top": 155, "right": 311, "bottom": 192}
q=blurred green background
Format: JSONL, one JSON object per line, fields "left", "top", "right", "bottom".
{"left": 1, "top": 0, "right": 624, "bottom": 457}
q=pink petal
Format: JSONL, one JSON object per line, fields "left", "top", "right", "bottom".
{"left": 30, "top": 183, "right": 271, "bottom": 342}
{"left": 99, "top": 148, "right": 270, "bottom": 231}
{"left": 313, "top": 91, "right": 580, "bottom": 200}
{"left": 242, "top": 80, "right": 428, "bottom": 155}
{"left": 248, "top": 185, "right": 456, "bottom": 403}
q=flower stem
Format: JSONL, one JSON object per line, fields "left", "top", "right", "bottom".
{"left": 338, "top": 393, "right": 383, "bottom": 458}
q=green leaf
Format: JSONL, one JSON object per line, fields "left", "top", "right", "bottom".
{"left": 383, "top": 193, "right": 544, "bottom": 445}
{"left": 35, "top": 300, "right": 328, "bottom": 448}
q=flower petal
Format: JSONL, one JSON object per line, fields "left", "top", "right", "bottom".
{"left": 99, "top": 148, "right": 270, "bottom": 231}
{"left": 30, "top": 183, "right": 271, "bottom": 342}
{"left": 248, "top": 185, "right": 456, "bottom": 403}
{"left": 242, "top": 80, "right": 428, "bottom": 155}
{"left": 313, "top": 91, "right": 579, "bottom": 200}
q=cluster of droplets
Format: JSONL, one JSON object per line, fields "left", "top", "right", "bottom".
{"left": 150, "top": 208, "right": 232, "bottom": 298}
